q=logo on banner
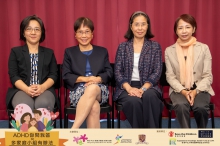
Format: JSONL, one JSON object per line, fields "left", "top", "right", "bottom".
{"left": 198, "top": 130, "right": 213, "bottom": 138}
{"left": 135, "top": 134, "right": 149, "bottom": 145}
{"left": 168, "top": 131, "right": 174, "bottom": 137}
{"left": 114, "top": 134, "right": 123, "bottom": 145}
{"left": 73, "top": 134, "right": 88, "bottom": 145}
{"left": 114, "top": 134, "right": 132, "bottom": 144}
{"left": 169, "top": 138, "right": 176, "bottom": 145}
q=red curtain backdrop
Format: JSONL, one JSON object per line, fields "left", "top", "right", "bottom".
{"left": 0, "top": 0, "right": 219, "bottom": 120}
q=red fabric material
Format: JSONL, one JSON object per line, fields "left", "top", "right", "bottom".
{"left": 0, "top": 0, "right": 219, "bottom": 120}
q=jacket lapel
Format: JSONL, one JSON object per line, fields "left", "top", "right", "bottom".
{"left": 38, "top": 46, "right": 44, "bottom": 84}
{"left": 138, "top": 39, "right": 151, "bottom": 72}
{"left": 89, "top": 47, "right": 98, "bottom": 75}
{"left": 22, "top": 45, "right": 31, "bottom": 84}
{"left": 193, "top": 42, "right": 201, "bottom": 66}
{"left": 170, "top": 44, "right": 179, "bottom": 62}
{"left": 140, "top": 39, "right": 151, "bottom": 57}
{"left": 128, "top": 39, "right": 134, "bottom": 78}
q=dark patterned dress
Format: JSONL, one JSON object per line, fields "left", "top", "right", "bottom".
{"left": 69, "top": 50, "right": 109, "bottom": 107}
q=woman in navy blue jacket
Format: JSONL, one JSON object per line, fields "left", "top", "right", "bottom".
{"left": 62, "top": 17, "right": 113, "bottom": 128}
{"left": 114, "top": 11, "right": 163, "bottom": 128}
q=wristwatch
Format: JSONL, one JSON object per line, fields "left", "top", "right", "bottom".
{"left": 141, "top": 87, "right": 147, "bottom": 92}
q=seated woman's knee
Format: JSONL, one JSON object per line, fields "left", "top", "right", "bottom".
{"left": 193, "top": 105, "right": 209, "bottom": 112}
{"left": 174, "top": 102, "right": 190, "bottom": 111}
{"left": 128, "top": 97, "right": 142, "bottom": 106}
{"left": 142, "top": 89, "right": 158, "bottom": 101}
{"left": 85, "top": 84, "right": 101, "bottom": 94}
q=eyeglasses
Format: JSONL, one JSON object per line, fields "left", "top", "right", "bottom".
{"left": 25, "top": 27, "right": 41, "bottom": 33}
{"left": 132, "top": 22, "right": 148, "bottom": 28}
{"left": 76, "top": 30, "right": 92, "bottom": 36}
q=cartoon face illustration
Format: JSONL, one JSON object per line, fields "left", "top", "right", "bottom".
{"left": 24, "top": 115, "right": 31, "bottom": 122}
{"left": 20, "top": 112, "right": 32, "bottom": 124}
{"left": 34, "top": 113, "right": 41, "bottom": 121}
{"left": 30, "top": 119, "right": 37, "bottom": 126}
{"left": 33, "top": 109, "right": 42, "bottom": 121}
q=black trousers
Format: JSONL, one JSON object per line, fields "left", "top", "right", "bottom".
{"left": 117, "top": 81, "right": 164, "bottom": 128}
{"left": 170, "top": 92, "right": 210, "bottom": 128}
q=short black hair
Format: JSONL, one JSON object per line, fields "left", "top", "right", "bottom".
{"left": 124, "top": 11, "right": 154, "bottom": 40}
{"left": 20, "top": 15, "right": 45, "bottom": 43}
{"left": 174, "top": 14, "right": 197, "bottom": 36}
{"left": 74, "top": 17, "right": 94, "bottom": 32}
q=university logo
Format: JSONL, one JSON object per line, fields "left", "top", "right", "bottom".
{"left": 169, "top": 138, "right": 176, "bottom": 145}
{"left": 168, "top": 131, "right": 174, "bottom": 137}
{"left": 139, "top": 134, "right": 146, "bottom": 143}
{"left": 135, "top": 134, "right": 149, "bottom": 145}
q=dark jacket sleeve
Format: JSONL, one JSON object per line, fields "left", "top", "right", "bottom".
{"left": 45, "top": 49, "right": 58, "bottom": 84}
{"left": 114, "top": 43, "right": 129, "bottom": 89}
{"left": 8, "top": 48, "right": 23, "bottom": 85}
{"left": 145, "top": 42, "right": 162, "bottom": 86}
{"left": 62, "top": 48, "right": 80, "bottom": 88}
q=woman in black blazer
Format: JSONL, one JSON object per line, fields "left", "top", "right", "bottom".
{"left": 6, "top": 15, "right": 58, "bottom": 110}
{"left": 62, "top": 17, "right": 113, "bottom": 128}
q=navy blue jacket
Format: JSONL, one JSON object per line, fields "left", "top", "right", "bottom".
{"left": 62, "top": 45, "right": 113, "bottom": 90}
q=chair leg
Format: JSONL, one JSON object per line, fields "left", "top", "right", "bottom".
{"left": 9, "top": 115, "right": 12, "bottom": 128}
{"left": 59, "top": 108, "right": 62, "bottom": 128}
{"left": 107, "top": 112, "right": 111, "bottom": 128}
{"left": 112, "top": 110, "right": 114, "bottom": 128}
{"left": 117, "top": 111, "right": 120, "bottom": 128}
{"left": 211, "top": 109, "right": 215, "bottom": 128}
{"left": 112, "top": 103, "right": 114, "bottom": 128}
{"left": 64, "top": 111, "right": 68, "bottom": 128}
{"left": 168, "top": 110, "right": 172, "bottom": 128}
{"left": 159, "top": 113, "right": 162, "bottom": 128}
{"left": 54, "top": 120, "right": 57, "bottom": 128}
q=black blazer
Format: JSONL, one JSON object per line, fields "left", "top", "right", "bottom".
{"left": 62, "top": 45, "right": 113, "bottom": 90}
{"left": 6, "top": 44, "right": 58, "bottom": 108}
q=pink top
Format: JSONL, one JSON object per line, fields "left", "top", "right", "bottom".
{"left": 20, "top": 123, "right": 29, "bottom": 132}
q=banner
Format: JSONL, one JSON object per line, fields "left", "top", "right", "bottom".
{"left": 0, "top": 129, "right": 219, "bottom": 146}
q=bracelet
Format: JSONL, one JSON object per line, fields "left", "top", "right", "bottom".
{"left": 141, "top": 87, "right": 147, "bottom": 92}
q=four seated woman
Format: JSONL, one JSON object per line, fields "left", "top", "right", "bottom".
{"left": 6, "top": 14, "right": 215, "bottom": 129}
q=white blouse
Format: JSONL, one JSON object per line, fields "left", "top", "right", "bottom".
{"left": 131, "top": 53, "right": 140, "bottom": 81}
